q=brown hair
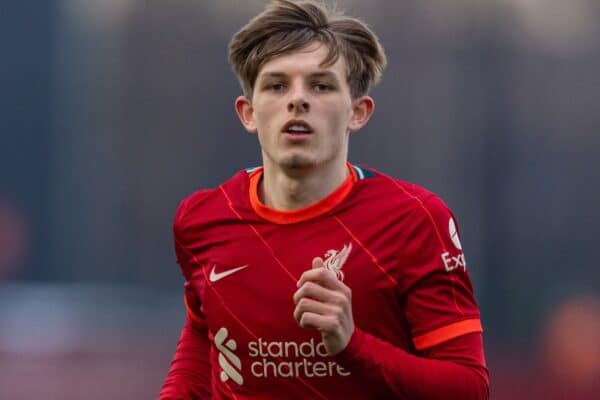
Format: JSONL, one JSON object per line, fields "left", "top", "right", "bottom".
{"left": 228, "top": 0, "right": 387, "bottom": 99}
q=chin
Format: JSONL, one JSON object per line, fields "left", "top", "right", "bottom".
{"left": 279, "top": 155, "right": 317, "bottom": 171}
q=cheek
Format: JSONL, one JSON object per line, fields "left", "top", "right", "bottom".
{"left": 322, "top": 99, "right": 353, "bottom": 120}
{"left": 252, "top": 109, "right": 267, "bottom": 129}
{"left": 253, "top": 101, "right": 276, "bottom": 124}
{"left": 253, "top": 111, "right": 277, "bottom": 141}
{"left": 322, "top": 107, "right": 353, "bottom": 132}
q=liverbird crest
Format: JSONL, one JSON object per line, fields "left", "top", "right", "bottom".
{"left": 319, "top": 243, "right": 353, "bottom": 281}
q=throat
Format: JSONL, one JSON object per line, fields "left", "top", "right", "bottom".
{"left": 259, "top": 164, "right": 350, "bottom": 211}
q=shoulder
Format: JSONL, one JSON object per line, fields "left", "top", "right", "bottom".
{"left": 173, "top": 168, "right": 252, "bottom": 231}
{"left": 355, "top": 165, "right": 460, "bottom": 252}
{"left": 355, "top": 164, "right": 452, "bottom": 215}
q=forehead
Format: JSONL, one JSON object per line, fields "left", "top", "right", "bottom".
{"left": 257, "top": 43, "right": 347, "bottom": 79}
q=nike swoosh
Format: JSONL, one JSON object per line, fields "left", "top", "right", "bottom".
{"left": 209, "top": 264, "right": 249, "bottom": 282}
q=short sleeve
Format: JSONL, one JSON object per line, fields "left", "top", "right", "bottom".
{"left": 401, "top": 194, "right": 482, "bottom": 351}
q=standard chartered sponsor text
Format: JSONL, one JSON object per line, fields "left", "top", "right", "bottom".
{"left": 247, "top": 337, "right": 350, "bottom": 378}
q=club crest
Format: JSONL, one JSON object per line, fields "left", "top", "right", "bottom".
{"left": 313, "top": 243, "right": 352, "bottom": 281}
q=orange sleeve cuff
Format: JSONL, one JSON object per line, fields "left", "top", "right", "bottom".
{"left": 184, "top": 295, "right": 207, "bottom": 328}
{"left": 413, "top": 318, "right": 483, "bottom": 350}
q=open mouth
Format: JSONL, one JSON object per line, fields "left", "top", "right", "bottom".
{"left": 281, "top": 120, "right": 314, "bottom": 135}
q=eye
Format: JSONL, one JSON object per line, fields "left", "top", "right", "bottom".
{"left": 266, "top": 83, "right": 286, "bottom": 92}
{"left": 313, "top": 83, "right": 333, "bottom": 92}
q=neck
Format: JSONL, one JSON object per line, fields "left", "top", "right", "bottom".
{"left": 260, "top": 160, "right": 349, "bottom": 211}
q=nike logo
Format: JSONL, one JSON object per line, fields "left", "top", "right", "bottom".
{"left": 209, "top": 265, "right": 249, "bottom": 282}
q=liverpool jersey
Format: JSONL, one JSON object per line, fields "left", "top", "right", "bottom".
{"left": 162, "top": 163, "right": 485, "bottom": 399}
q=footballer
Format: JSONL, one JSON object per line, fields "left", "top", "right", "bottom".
{"left": 160, "top": 1, "right": 489, "bottom": 399}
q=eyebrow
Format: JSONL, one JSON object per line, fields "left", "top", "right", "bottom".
{"left": 258, "top": 71, "right": 340, "bottom": 81}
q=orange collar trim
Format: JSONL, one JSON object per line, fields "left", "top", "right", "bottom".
{"left": 248, "top": 163, "right": 357, "bottom": 224}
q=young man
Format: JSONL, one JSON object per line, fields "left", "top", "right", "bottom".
{"left": 160, "top": 1, "right": 488, "bottom": 399}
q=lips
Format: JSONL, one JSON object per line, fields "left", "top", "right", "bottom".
{"left": 281, "top": 120, "right": 314, "bottom": 135}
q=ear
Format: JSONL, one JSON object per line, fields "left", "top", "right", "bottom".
{"left": 235, "top": 96, "right": 257, "bottom": 133}
{"left": 348, "top": 96, "right": 375, "bottom": 133}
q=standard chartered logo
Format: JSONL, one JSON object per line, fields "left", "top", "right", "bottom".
{"left": 214, "top": 327, "right": 350, "bottom": 386}
{"left": 215, "top": 327, "right": 244, "bottom": 385}
{"left": 248, "top": 337, "right": 350, "bottom": 379}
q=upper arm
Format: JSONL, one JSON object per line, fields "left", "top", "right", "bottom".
{"left": 400, "top": 194, "right": 483, "bottom": 351}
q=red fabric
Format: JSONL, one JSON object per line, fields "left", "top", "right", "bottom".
{"left": 159, "top": 165, "right": 488, "bottom": 399}
{"left": 160, "top": 326, "right": 488, "bottom": 400}
{"left": 335, "top": 330, "right": 488, "bottom": 399}
{"left": 159, "top": 317, "right": 212, "bottom": 399}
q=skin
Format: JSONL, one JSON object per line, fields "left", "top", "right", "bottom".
{"left": 235, "top": 42, "right": 375, "bottom": 356}
{"left": 293, "top": 258, "right": 355, "bottom": 355}
{"left": 235, "top": 42, "right": 374, "bottom": 211}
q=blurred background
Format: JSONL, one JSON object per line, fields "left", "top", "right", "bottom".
{"left": 1, "top": 0, "right": 599, "bottom": 398}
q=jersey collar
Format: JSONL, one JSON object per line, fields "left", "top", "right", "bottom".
{"left": 248, "top": 163, "right": 357, "bottom": 224}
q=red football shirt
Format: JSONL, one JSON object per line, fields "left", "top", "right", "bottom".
{"left": 160, "top": 163, "right": 488, "bottom": 399}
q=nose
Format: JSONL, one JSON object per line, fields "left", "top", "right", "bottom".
{"left": 288, "top": 100, "right": 309, "bottom": 113}
{"left": 287, "top": 84, "right": 310, "bottom": 113}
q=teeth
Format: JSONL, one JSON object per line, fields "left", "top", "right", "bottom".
{"left": 287, "top": 124, "right": 309, "bottom": 132}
